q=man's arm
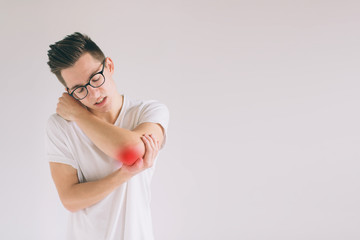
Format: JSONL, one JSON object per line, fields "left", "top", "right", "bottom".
{"left": 49, "top": 162, "right": 130, "bottom": 212}
{"left": 50, "top": 133, "right": 160, "bottom": 212}
{"left": 56, "top": 93, "right": 165, "bottom": 165}
{"left": 74, "top": 112, "right": 164, "bottom": 164}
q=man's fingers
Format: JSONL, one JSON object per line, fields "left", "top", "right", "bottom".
{"left": 142, "top": 134, "right": 154, "bottom": 150}
{"left": 146, "top": 134, "right": 157, "bottom": 149}
{"left": 141, "top": 135, "right": 151, "bottom": 152}
{"left": 142, "top": 135, "right": 156, "bottom": 159}
{"left": 149, "top": 135, "right": 160, "bottom": 151}
{"left": 147, "top": 134, "right": 160, "bottom": 153}
{"left": 140, "top": 134, "right": 160, "bottom": 169}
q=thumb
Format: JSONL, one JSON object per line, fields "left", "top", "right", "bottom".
{"left": 133, "top": 158, "right": 144, "bottom": 167}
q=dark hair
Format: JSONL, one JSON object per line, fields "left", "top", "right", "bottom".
{"left": 47, "top": 32, "right": 105, "bottom": 86}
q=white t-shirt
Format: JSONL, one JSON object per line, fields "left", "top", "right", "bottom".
{"left": 45, "top": 95, "right": 169, "bottom": 240}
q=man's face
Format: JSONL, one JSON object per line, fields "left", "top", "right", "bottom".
{"left": 61, "top": 52, "right": 117, "bottom": 113}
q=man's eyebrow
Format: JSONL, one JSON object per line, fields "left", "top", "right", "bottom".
{"left": 69, "top": 65, "right": 102, "bottom": 90}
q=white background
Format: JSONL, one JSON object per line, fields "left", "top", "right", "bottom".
{"left": 0, "top": 0, "right": 359, "bottom": 239}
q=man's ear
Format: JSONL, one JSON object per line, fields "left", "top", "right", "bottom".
{"left": 106, "top": 57, "right": 114, "bottom": 75}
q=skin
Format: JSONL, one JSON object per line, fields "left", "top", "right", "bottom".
{"left": 60, "top": 53, "right": 121, "bottom": 124}
{"left": 49, "top": 52, "right": 165, "bottom": 212}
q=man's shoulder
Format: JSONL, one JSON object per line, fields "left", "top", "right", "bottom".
{"left": 46, "top": 113, "right": 72, "bottom": 131}
{"left": 126, "top": 95, "right": 166, "bottom": 111}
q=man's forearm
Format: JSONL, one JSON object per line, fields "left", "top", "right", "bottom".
{"left": 74, "top": 111, "right": 145, "bottom": 162}
{"left": 64, "top": 168, "right": 131, "bottom": 212}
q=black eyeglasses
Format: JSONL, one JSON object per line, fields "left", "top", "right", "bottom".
{"left": 67, "top": 59, "right": 106, "bottom": 100}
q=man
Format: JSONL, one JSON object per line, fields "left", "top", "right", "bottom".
{"left": 45, "top": 32, "right": 169, "bottom": 240}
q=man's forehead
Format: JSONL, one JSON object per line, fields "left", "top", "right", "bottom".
{"left": 62, "top": 53, "right": 101, "bottom": 88}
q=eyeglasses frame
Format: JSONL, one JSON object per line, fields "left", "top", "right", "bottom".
{"left": 67, "top": 58, "right": 107, "bottom": 100}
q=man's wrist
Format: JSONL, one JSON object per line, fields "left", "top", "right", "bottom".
{"left": 73, "top": 108, "right": 91, "bottom": 122}
{"left": 117, "top": 168, "right": 133, "bottom": 183}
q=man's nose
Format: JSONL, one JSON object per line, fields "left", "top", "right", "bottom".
{"left": 87, "top": 86, "right": 101, "bottom": 99}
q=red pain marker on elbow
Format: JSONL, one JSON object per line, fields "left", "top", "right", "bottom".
{"left": 116, "top": 146, "right": 142, "bottom": 166}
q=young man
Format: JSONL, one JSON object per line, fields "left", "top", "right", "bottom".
{"left": 45, "top": 32, "right": 169, "bottom": 240}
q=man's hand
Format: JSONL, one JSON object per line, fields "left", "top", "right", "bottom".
{"left": 56, "top": 92, "right": 88, "bottom": 121}
{"left": 120, "top": 134, "right": 160, "bottom": 177}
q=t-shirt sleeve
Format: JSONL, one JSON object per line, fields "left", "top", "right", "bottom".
{"left": 137, "top": 100, "right": 170, "bottom": 149}
{"left": 45, "top": 115, "right": 78, "bottom": 170}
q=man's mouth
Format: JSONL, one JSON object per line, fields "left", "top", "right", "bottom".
{"left": 95, "top": 97, "right": 107, "bottom": 105}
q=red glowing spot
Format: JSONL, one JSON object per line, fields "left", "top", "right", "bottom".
{"left": 116, "top": 145, "right": 142, "bottom": 166}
